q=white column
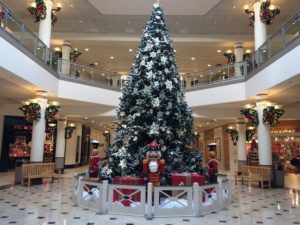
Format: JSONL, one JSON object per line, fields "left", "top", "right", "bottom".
{"left": 61, "top": 40, "right": 72, "bottom": 75}
{"left": 55, "top": 118, "right": 67, "bottom": 172}
{"left": 38, "top": 0, "right": 53, "bottom": 48}
{"left": 112, "top": 74, "right": 120, "bottom": 87}
{"left": 254, "top": 1, "right": 267, "bottom": 50}
{"left": 236, "top": 118, "right": 247, "bottom": 169}
{"left": 185, "top": 77, "right": 192, "bottom": 88}
{"left": 234, "top": 42, "right": 244, "bottom": 77}
{"left": 256, "top": 94, "right": 272, "bottom": 166}
{"left": 30, "top": 91, "right": 48, "bottom": 162}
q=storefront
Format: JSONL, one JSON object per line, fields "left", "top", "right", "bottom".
{"left": 0, "top": 116, "right": 56, "bottom": 171}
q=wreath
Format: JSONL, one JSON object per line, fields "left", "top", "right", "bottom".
{"left": 240, "top": 108, "right": 259, "bottom": 126}
{"left": 19, "top": 102, "right": 41, "bottom": 123}
{"left": 226, "top": 129, "right": 239, "bottom": 146}
{"left": 263, "top": 106, "right": 284, "bottom": 127}
{"left": 45, "top": 105, "right": 61, "bottom": 123}
{"left": 28, "top": 0, "right": 47, "bottom": 23}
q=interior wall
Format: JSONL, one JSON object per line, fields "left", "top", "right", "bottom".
{"left": 65, "top": 122, "right": 82, "bottom": 166}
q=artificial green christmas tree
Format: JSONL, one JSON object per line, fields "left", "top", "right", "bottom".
{"left": 102, "top": 3, "right": 205, "bottom": 181}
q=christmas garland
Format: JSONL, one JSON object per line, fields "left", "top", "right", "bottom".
{"left": 240, "top": 107, "right": 259, "bottom": 126}
{"left": 226, "top": 128, "right": 239, "bottom": 146}
{"left": 263, "top": 106, "right": 284, "bottom": 127}
{"left": 246, "top": 129, "right": 256, "bottom": 142}
{"left": 45, "top": 105, "right": 61, "bottom": 123}
{"left": 65, "top": 126, "right": 76, "bottom": 139}
{"left": 223, "top": 53, "right": 235, "bottom": 64}
{"left": 260, "top": 0, "right": 280, "bottom": 25}
{"left": 70, "top": 50, "right": 82, "bottom": 62}
{"left": 19, "top": 102, "right": 41, "bottom": 123}
{"left": 28, "top": 0, "right": 47, "bottom": 23}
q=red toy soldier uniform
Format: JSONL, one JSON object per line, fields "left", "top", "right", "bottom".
{"left": 143, "top": 141, "right": 166, "bottom": 186}
{"left": 208, "top": 151, "right": 218, "bottom": 183}
{"left": 89, "top": 149, "right": 100, "bottom": 178}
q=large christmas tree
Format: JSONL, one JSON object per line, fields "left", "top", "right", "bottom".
{"left": 102, "top": 3, "right": 204, "bottom": 181}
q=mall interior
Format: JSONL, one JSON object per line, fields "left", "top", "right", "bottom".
{"left": 0, "top": 0, "right": 300, "bottom": 224}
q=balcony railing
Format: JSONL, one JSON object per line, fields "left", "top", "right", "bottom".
{"left": 0, "top": 0, "right": 58, "bottom": 71}
{"left": 0, "top": 0, "right": 299, "bottom": 90}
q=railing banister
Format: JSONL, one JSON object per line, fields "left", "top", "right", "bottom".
{"left": 146, "top": 182, "right": 153, "bottom": 219}
{"left": 101, "top": 180, "right": 108, "bottom": 214}
{"left": 193, "top": 182, "right": 200, "bottom": 217}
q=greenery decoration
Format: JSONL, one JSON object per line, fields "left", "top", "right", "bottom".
{"left": 65, "top": 126, "right": 76, "bottom": 139}
{"left": 226, "top": 128, "right": 238, "bottom": 145}
{"left": 45, "top": 105, "right": 61, "bottom": 123}
{"left": 240, "top": 107, "right": 259, "bottom": 126}
{"left": 19, "top": 102, "right": 41, "bottom": 123}
{"left": 246, "top": 129, "right": 256, "bottom": 142}
{"left": 263, "top": 106, "right": 284, "bottom": 127}
{"left": 70, "top": 50, "right": 82, "bottom": 62}
{"left": 28, "top": 0, "right": 47, "bottom": 23}
{"left": 223, "top": 53, "right": 235, "bottom": 64}
{"left": 260, "top": 0, "right": 280, "bottom": 25}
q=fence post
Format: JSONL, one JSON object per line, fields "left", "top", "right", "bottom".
{"left": 217, "top": 178, "right": 223, "bottom": 210}
{"left": 101, "top": 180, "right": 108, "bottom": 214}
{"left": 193, "top": 182, "right": 200, "bottom": 217}
{"left": 146, "top": 182, "right": 153, "bottom": 220}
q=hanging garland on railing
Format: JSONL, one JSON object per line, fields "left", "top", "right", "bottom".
{"left": 263, "top": 106, "right": 284, "bottom": 127}
{"left": 28, "top": 0, "right": 47, "bottom": 23}
{"left": 45, "top": 105, "right": 61, "bottom": 123}
{"left": 65, "top": 126, "right": 76, "bottom": 139}
{"left": 19, "top": 102, "right": 41, "bottom": 123}
{"left": 260, "top": 0, "right": 280, "bottom": 25}
{"left": 246, "top": 129, "right": 256, "bottom": 142}
{"left": 226, "top": 128, "right": 239, "bottom": 146}
{"left": 70, "top": 50, "right": 82, "bottom": 62}
{"left": 240, "top": 107, "right": 259, "bottom": 126}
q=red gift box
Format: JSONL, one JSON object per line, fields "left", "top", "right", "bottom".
{"left": 112, "top": 176, "right": 144, "bottom": 206}
{"left": 171, "top": 173, "right": 205, "bottom": 186}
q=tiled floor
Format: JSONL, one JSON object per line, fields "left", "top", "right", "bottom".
{"left": 0, "top": 169, "right": 300, "bottom": 225}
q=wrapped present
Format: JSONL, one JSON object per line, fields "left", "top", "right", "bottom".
{"left": 112, "top": 176, "right": 144, "bottom": 206}
{"left": 82, "top": 177, "right": 100, "bottom": 192}
{"left": 171, "top": 173, "right": 205, "bottom": 186}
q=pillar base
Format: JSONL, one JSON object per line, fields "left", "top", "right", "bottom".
{"left": 238, "top": 160, "right": 247, "bottom": 171}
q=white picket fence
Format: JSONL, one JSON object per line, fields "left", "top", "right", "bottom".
{"left": 73, "top": 175, "right": 232, "bottom": 219}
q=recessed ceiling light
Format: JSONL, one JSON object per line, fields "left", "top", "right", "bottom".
{"left": 70, "top": 4, "right": 73, "bottom": 7}
{"left": 233, "top": 5, "right": 236, "bottom": 9}
{"left": 110, "top": 56, "right": 114, "bottom": 59}
{"left": 207, "top": 64, "right": 211, "bottom": 67}
{"left": 101, "top": 73, "right": 105, "bottom": 76}
{"left": 191, "top": 57, "right": 195, "bottom": 61}
{"left": 129, "top": 49, "right": 133, "bottom": 52}
{"left": 54, "top": 47, "right": 60, "bottom": 52}
{"left": 245, "top": 49, "right": 252, "bottom": 53}
{"left": 128, "top": 21, "right": 131, "bottom": 24}
{"left": 213, "top": 119, "right": 217, "bottom": 122}
{"left": 217, "top": 49, "right": 222, "bottom": 53}
{"left": 226, "top": 49, "right": 232, "bottom": 53}
{"left": 206, "top": 122, "right": 210, "bottom": 125}
{"left": 174, "top": 49, "right": 177, "bottom": 52}
{"left": 94, "top": 62, "right": 98, "bottom": 66}
{"left": 91, "top": 120, "right": 95, "bottom": 123}
{"left": 84, "top": 117, "right": 88, "bottom": 120}
{"left": 74, "top": 47, "right": 78, "bottom": 51}
{"left": 85, "top": 48, "right": 89, "bottom": 52}
{"left": 79, "top": 20, "right": 83, "bottom": 23}
{"left": 200, "top": 75, "right": 203, "bottom": 78}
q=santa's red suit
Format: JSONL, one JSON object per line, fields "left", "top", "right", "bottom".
{"left": 143, "top": 158, "right": 165, "bottom": 186}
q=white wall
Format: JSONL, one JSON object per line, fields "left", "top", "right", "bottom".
{"left": 65, "top": 122, "right": 82, "bottom": 166}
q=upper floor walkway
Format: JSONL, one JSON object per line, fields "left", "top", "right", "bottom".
{"left": 0, "top": 1, "right": 300, "bottom": 108}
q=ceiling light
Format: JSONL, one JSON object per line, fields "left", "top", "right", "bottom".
{"left": 207, "top": 64, "right": 211, "bottom": 67}
{"left": 206, "top": 122, "right": 210, "bottom": 125}
{"left": 213, "top": 119, "right": 217, "bottom": 122}
{"left": 102, "top": 73, "right": 105, "bottom": 76}
{"left": 110, "top": 56, "right": 114, "bottom": 59}
{"left": 191, "top": 57, "right": 195, "bottom": 61}
{"left": 85, "top": 48, "right": 89, "bottom": 52}
{"left": 79, "top": 20, "right": 83, "bottom": 23}
{"left": 91, "top": 120, "right": 95, "bottom": 123}
{"left": 226, "top": 49, "right": 232, "bottom": 53}
{"left": 84, "top": 117, "right": 88, "bottom": 120}
{"left": 70, "top": 4, "right": 73, "bottom": 7}
{"left": 174, "top": 49, "right": 177, "bottom": 52}
{"left": 51, "top": 101, "right": 59, "bottom": 106}
{"left": 245, "top": 49, "right": 252, "bottom": 53}
{"left": 233, "top": 5, "right": 236, "bottom": 9}
{"left": 129, "top": 49, "right": 133, "bottom": 52}
{"left": 217, "top": 49, "right": 222, "bottom": 53}
{"left": 94, "top": 62, "right": 98, "bottom": 66}
{"left": 54, "top": 47, "right": 61, "bottom": 52}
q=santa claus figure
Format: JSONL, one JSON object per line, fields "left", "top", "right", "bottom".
{"left": 208, "top": 151, "right": 218, "bottom": 183}
{"left": 143, "top": 141, "right": 166, "bottom": 186}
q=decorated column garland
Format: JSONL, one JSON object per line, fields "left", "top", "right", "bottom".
{"left": 45, "top": 105, "right": 61, "bottom": 123}
{"left": 65, "top": 125, "right": 76, "bottom": 139}
{"left": 246, "top": 128, "right": 256, "bottom": 142}
{"left": 223, "top": 52, "right": 235, "bottom": 64}
{"left": 240, "top": 107, "right": 259, "bottom": 126}
{"left": 263, "top": 106, "right": 284, "bottom": 127}
{"left": 226, "top": 128, "right": 239, "bottom": 146}
{"left": 70, "top": 50, "right": 82, "bottom": 62}
{"left": 28, "top": 0, "right": 47, "bottom": 23}
{"left": 260, "top": 0, "right": 280, "bottom": 25}
{"left": 19, "top": 102, "right": 41, "bottom": 122}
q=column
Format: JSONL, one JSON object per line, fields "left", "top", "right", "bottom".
{"left": 61, "top": 40, "right": 72, "bottom": 75}
{"left": 112, "top": 74, "right": 120, "bottom": 87}
{"left": 0, "top": 115, "right": 4, "bottom": 160}
{"left": 256, "top": 94, "right": 272, "bottom": 166}
{"left": 185, "top": 76, "right": 192, "bottom": 89}
{"left": 30, "top": 91, "right": 48, "bottom": 162}
{"left": 234, "top": 42, "right": 244, "bottom": 77}
{"left": 254, "top": 0, "right": 267, "bottom": 50}
{"left": 55, "top": 118, "right": 67, "bottom": 173}
{"left": 38, "top": 0, "right": 53, "bottom": 48}
{"left": 236, "top": 118, "right": 247, "bottom": 170}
